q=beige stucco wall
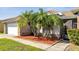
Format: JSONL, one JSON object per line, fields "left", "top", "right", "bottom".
{"left": 19, "top": 24, "right": 32, "bottom": 36}
{"left": 77, "top": 16, "right": 79, "bottom": 29}
{"left": 0, "top": 22, "right": 4, "bottom": 33}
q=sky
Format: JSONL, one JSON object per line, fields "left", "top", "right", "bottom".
{"left": 0, "top": 7, "right": 77, "bottom": 20}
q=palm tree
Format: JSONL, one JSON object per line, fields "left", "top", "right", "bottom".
{"left": 46, "top": 14, "right": 63, "bottom": 38}
{"left": 17, "top": 10, "right": 33, "bottom": 28}
{"left": 32, "top": 8, "right": 47, "bottom": 36}
{"left": 17, "top": 10, "right": 33, "bottom": 35}
{"left": 29, "top": 13, "right": 38, "bottom": 36}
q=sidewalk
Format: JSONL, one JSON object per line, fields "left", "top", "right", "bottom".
{"left": 46, "top": 40, "right": 69, "bottom": 51}
{"left": 0, "top": 34, "right": 69, "bottom": 51}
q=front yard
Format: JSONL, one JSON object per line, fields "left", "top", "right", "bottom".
{"left": 0, "top": 38, "right": 43, "bottom": 51}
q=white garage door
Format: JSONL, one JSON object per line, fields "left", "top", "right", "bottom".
{"left": 7, "top": 23, "right": 18, "bottom": 36}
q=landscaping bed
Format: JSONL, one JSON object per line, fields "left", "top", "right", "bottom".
{"left": 16, "top": 36, "right": 60, "bottom": 45}
{"left": 0, "top": 38, "right": 43, "bottom": 51}
{"left": 67, "top": 29, "right": 79, "bottom": 51}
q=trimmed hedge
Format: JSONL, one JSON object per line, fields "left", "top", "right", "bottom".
{"left": 67, "top": 29, "right": 79, "bottom": 45}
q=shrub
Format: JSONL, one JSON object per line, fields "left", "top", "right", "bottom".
{"left": 67, "top": 29, "right": 79, "bottom": 45}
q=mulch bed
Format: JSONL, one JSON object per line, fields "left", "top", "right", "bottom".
{"left": 16, "top": 36, "right": 60, "bottom": 45}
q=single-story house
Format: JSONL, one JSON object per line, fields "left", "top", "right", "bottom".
{"left": 2, "top": 16, "right": 32, "bottom": 36}
{"left": 1, "top": 15, "right": 78, "bottom": 38}
{"left": 1, "top": 9, "right": 79, "bottom": 39}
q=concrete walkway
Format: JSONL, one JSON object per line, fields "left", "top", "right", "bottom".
{"left": 46, "top": 40, "right": 69, "bottom": 51}
{"left": 0, "top": 34, "right": 69, "bottom": 51}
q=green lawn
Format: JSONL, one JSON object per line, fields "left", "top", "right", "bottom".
{"left": 0, "top": 32, "right": 3, "bottom": 34}
{"left": 0, "top": 38, "right": 43, "bottom": 51}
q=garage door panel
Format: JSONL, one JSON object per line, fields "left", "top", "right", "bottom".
{"left": 7, "top": 23, "right": 18, "bottom": 36}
